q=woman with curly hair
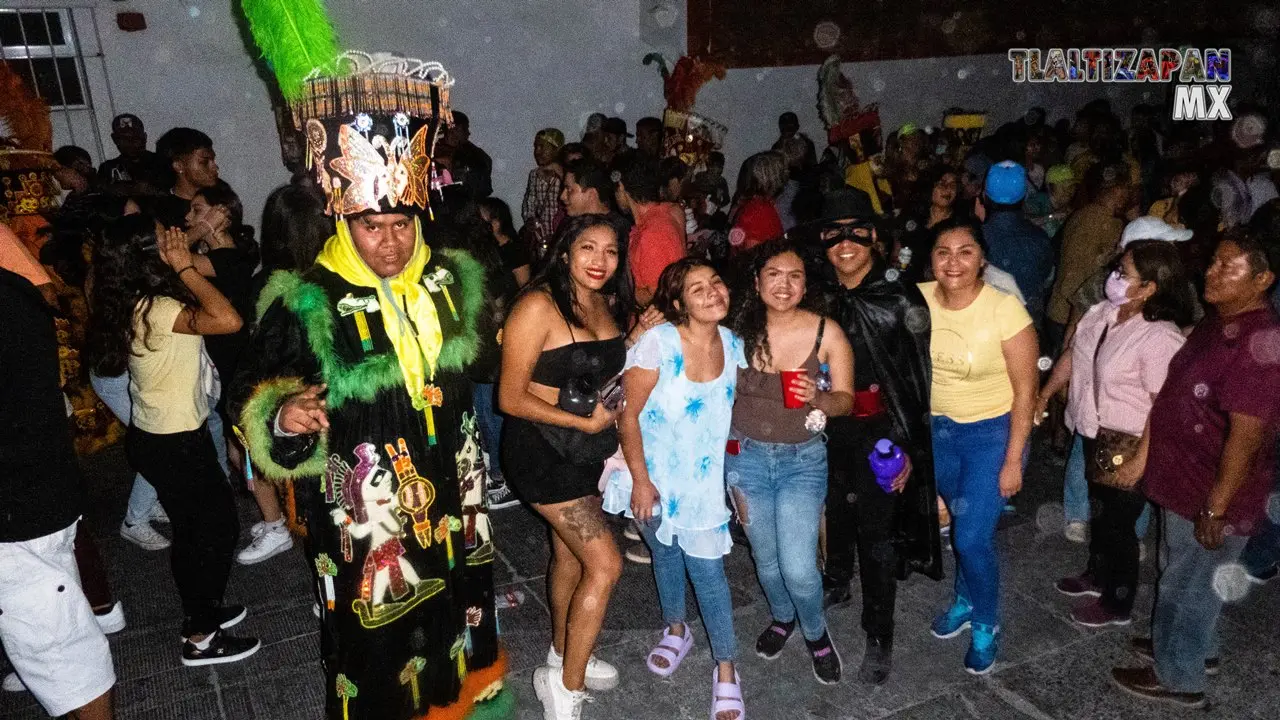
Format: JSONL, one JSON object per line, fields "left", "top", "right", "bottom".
{"left": 86, "top": 213, "right": 258, "bottom": 665}
{"left": 726, "top": 240, "right": 854, "bottom": 684}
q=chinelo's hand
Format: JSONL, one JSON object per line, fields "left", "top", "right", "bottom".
{"left": 279, "top": 384, "right": 329, "bottom": 434}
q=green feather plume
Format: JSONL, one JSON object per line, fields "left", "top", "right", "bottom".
{"left": 240, "top": 0, "right": 340, "bottom": 101}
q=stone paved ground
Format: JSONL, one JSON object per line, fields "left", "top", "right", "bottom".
{"left": 3, "top": 439, "right": 1278, "bottom": 719}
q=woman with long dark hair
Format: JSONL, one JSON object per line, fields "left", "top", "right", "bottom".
{"left": 499, "top": 214, "right": 639, "bottom": 718}
{"left": 727, "top": 240, "right": 854, "bottom": 684}
{"left": 895, "top": 166, "right": 963, "bottom": 283}
{"left": 87, "top": 213, "right": 258, "bottom": 665}
{"left": 232, "top": 181, "right": 331, "bottom": 566}
{"left": 184, "top": 181, "right": 258, "bottom": 488}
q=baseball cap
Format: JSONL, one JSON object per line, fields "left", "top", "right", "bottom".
{"left": 603, "top": 117, "right": 632, "bottom": 138}
{"left": 535, "top": 128, "right": 565, "bottom": 149}
{"left": 1045, "top": 164, "right": 1074, "bottom": 186}
{"left": 112, "top": 113, "right": 144, "bottom": 133}
{"left": 984, "top": 160, "right": 1028, "bottom": 204}
{"left": 1120, "top": 216, "right": 1194, "bottom": 248}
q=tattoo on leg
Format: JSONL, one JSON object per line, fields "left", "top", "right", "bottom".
{"left": 559, "top": 497, "right": 607, "bottom": 543}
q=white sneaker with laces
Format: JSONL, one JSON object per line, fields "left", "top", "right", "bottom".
{"left": 236, "top": 523, "right": 293, "bottom": 565}
{"left": 120, "top": 520, "right": 170, "bottom": 551}
{"left": 249, "top": 521, "right": 268, "bottom": 538}
{"left": 150, "top": 503, "right": 170, "bottom": 524}
{"left": 533, "top": 666, "right": 590, "bottom": 720}
{"left": 623, "top": 522, "right": 641, "bottom": 542}
{"left": 95, "top": 601, "right": 127, "bottom": 634}
{"left": 2, "top": 673, "right": 24, "bottom": 692}
{"left": 546, "top": 646, "right": 618, "bottom": 691}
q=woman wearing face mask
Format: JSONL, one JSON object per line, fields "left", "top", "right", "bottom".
{"left": 922, "top": 218, "right": 1038, "bottom": 675}
{"left": 726, "top": 241, "right": 854, "bottom": 685}
{"left": 1036, "top": 241, "right": 1195, "bottom": 627}
{"left": 604, "top": 258, "right": 747, "bottom": 719}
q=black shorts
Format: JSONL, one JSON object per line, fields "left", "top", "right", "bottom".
{"left": 502, "top": 418, "right": 605, "bottom": 505}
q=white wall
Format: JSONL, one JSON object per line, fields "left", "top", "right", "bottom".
{"left": 53, "top": 0, "right": 1169, "bottom": 224}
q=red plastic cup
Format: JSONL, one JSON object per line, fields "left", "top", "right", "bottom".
{"left": 781, "top": 369, "right": 808, "bottom": 409}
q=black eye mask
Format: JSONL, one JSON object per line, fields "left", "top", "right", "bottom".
{"left": 820, "top": 221, "right": 877, "bottom": 248}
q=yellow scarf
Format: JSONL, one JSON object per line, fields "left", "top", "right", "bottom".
{"left": 317, "top": 218, "right": 443, "bottom": 410}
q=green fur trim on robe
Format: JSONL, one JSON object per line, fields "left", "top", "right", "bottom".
{"left": 240, "top": 376, "right": 328, "bottom": 480}
{"left": 436, "top": 248, "right": 486, "bottom": 372}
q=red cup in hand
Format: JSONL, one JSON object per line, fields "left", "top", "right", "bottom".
{"left": 781, "top": 369, "right": 807, "bottom": 409}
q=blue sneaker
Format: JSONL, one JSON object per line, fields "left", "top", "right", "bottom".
{"left": 930, "top": 598, "right": 973, "bottom": 639}
{"left": 964, "top": 622, "right": 999, "bottom": 675}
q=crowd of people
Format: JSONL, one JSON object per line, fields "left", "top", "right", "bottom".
{"left": 3, "top": 59, "right": 1280, "bottom": 720}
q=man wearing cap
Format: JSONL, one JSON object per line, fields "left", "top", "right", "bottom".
{"left": 98, "top": 113, "right": 168, "bottom": 192}
{"left": 522, "top": 128, "right": 566, "bottom": 252}
{"left": 1047, "top": 162, "right": 1134, "bottom": 346}
{"left": 792, "top": 197, "right": 941, "bottom": 685}
{"left": 599, "top": 117, "right": 632, "bottom": 166}
{"left": 981, "top": 160, "right": 1053, "bottom": 324}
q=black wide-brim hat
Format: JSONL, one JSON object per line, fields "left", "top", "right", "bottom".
{"left": 785, "top": 187, "right": 880, "bottom": 247}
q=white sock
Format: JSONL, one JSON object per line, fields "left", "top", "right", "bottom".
{"left": 264, "top": 518, "right": 285, "bottom": 530}
{"left": 190, "top": 631, "right": 217, "bottom": 650}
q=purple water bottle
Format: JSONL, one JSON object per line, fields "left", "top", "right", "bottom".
{"left": 868, "top": 439, "right": 906, "bottom": 493}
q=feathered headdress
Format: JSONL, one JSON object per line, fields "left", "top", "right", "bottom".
{"left": 816, "top": 55, "right": 880, "bottom": 149}
{"left": 0, "top": 64, "right": 61, "bottom": 232}
{"left": 644, "top": 54, "right": 727, "bottom": 171}
{"left": 239, "top": 0, "right": 454, "bottom": 217}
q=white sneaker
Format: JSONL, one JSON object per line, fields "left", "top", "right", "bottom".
{"left": 623, "top": 522, "right": 641, "bottom": 542}
{"left": 150, "top": 503, "right": 170, "bottom": 524}
{"left": 1064, "top": 522, "right": 1088, "bottom": 544}
{"left": 120, "top": 520, "right": 170, "bottom": 551}
{"left": 2, "top": 673, "right": 24, "bottom": 692}
{"left": 625, "top": 544, "right": 652, "bottom": 565}
{"left": 95, "top": 601, "right": 127, "bottom": 634}
{"left": 249, "top": 520, "right": 268, "bottom": 539}
{"left": 236, "top": 523, "right": 293, "bottom": 565}
{"left": 533, "top": 666, "right": 589, "bottom": 720}
{"left": 546, "top": 646, "right": 618, "bottom": 691}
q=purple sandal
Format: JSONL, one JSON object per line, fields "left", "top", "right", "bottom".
{"left": 646, "top": 626, "right": 694, "bottom": 677}
{"left": 711, "top": 668, "right": 745, "bottom": 720}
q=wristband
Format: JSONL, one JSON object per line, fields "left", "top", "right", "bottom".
{"left": 177, "top": 265, "right": 198, "bottom": 276}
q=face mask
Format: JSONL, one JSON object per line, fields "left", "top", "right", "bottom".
{"left": 1104, "top": 270, "right": 1131, "bottom": 306}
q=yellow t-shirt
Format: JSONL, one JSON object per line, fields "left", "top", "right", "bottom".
{"left": 128, "top": 296, "right": 209, "bottom": 433}
{"left": 921, "top": 281, "right": 1033, "bottom": 423}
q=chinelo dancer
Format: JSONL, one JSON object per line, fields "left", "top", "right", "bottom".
{"left": 231, "top": 1, "right": 509, "bottom": 717}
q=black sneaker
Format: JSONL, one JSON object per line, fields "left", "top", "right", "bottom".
{"left": 755, "top": 619, "right": 795, "bottom": 659}
{"left": 181, "top": 630, "right": 261, "bottom": 666}
{"left": 806, "top": 631, "right": 842, "bottom": 685}
{"left": 486, "top": 479, "right": 519, "bottom": 510}
{"left": 857, "top": 636, "right": 893, "bottom": 685}
{"left": 214, "top": 605, "right": 247, "bottom": 630}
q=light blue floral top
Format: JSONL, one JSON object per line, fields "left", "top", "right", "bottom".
{"left": 602, "top": 323, "right": 746, "bottom": 559}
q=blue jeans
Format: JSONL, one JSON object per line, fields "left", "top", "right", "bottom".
{"left": 472, "top": 383, "right": 504, "bottom": 479}
{"left": 1153, "top": 509, "right": 1247, "bottom": 693}
{"left": 90, "top": 371, "right": 158, "bottom": 525}
{"left": 725, "top": 433, "right": 828, "bottom": 642}
{"left": 931, "top": 414, "right": 1009, "bottom": 627}
{"left": 1066, "top": 432, "right": 1153, "bottom": 537}
{"left": 207, "top": 407, "right": 229, "bottom": 481}
{"left": 1064, "top": 433, "right": 1089, "bottom": 525}
{"left": 638, "top": 517, "right": 737, "bottom": 662}
{"left": 1239, "top": 468, "right": 1280, "bottom": 576}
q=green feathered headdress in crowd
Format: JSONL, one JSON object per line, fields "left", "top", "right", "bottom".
{"left": 240, "top": 0, "right": 340, "bottom": 100}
